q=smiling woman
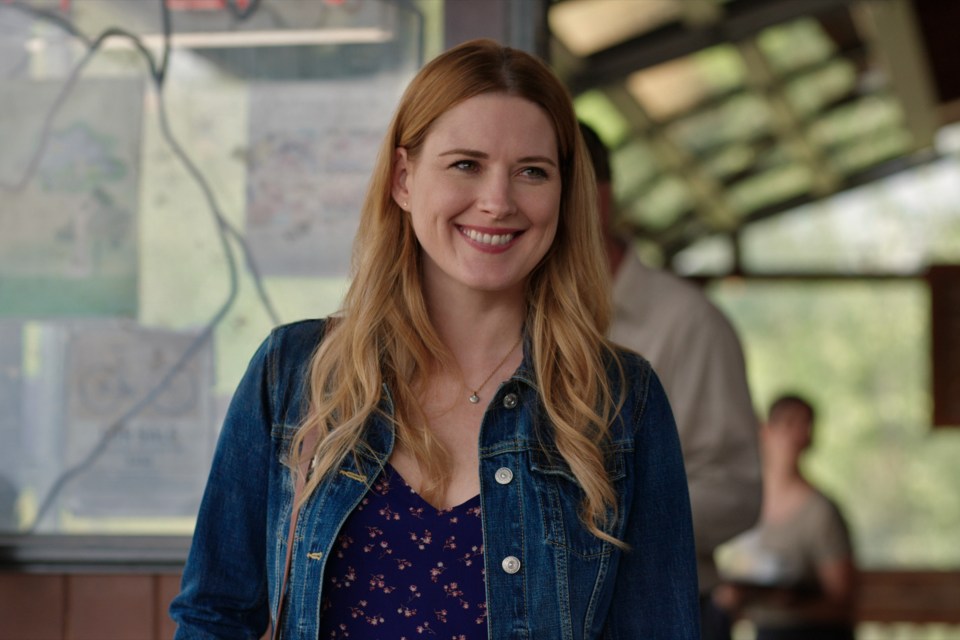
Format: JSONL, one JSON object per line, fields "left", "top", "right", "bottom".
{"left": 170, "top": 38, "right": 700, "bottom": 639}
{"left": 392, "top": 92, "right": 561, "bottom": 300}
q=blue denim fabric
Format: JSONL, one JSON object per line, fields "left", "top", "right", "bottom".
{"left": 170, "top": 319, "right": 700, "bottom": 639}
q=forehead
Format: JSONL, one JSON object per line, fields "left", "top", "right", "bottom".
{"left": 421, "top": 93, "right": 559, "bottom": 159}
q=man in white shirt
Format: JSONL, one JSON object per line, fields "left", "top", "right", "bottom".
{"left": 581, "top": 122, "right": 762, "bottom": 640}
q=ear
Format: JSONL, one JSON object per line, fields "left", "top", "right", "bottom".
{"left": 391, "top": 147, "right": 411, "bottom": 210}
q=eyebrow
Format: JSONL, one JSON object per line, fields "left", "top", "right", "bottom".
{"left": 438, "top": 148, "right": 557, "bottom": 167}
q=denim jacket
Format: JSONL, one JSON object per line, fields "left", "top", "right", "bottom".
{"left": 170, "top": 319, "right": 700, "bottom": 639}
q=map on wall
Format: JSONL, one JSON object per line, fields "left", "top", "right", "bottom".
{"left": 245, "top": 77, "right": 401, "bottom": 276}
{"left": 56, "top": 322, "right": 216, "bottom": 519}
{"left": 0, "top": 78, "right": 142, "bottom": 317}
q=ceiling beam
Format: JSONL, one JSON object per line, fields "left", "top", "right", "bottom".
{"left": 565, "top": 0, "right": 857, "bottom": 93}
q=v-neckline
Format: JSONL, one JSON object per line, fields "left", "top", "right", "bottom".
{"left": 383, "top": 463, "right": 481, "bottom": 513}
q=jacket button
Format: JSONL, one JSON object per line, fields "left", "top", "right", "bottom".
{"left": 501, "top": 555, "right": 521, "bottom": 574}
{"left": 502, "top": 393, "right": 518, "bottom": 409}
{"left": 494, "top": 467, "right": 513, "bottom": 485}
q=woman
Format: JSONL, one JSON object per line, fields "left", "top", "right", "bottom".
{"left": 170, "top": 39, "right": 699, "bottom": 639}
{"left": 715, "top": 394, "right": 858, "bottom": 640}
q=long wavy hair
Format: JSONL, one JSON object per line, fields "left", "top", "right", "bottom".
{"left": 291, "top": 39, "right": 624, "bottom": 544}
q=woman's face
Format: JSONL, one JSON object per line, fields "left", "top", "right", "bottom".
{"left": 392, "top": 93, "right": 561, "bottom": 302}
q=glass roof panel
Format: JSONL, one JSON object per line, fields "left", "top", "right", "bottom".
{"left": 829, "top": 128, "right": 914, "bottom": 174}
{"left": 574, "top": 90, "right": 632, "bottom": 148}
{"left": 784, "top": 58, "right": 858, "bottom": 119}
{"left": 549, "top": 0, "right": 681, "bottom": 57}
{"left": 626, "top": 44, "right": 746, "bottom": 122}
{"left": 666, "top": 92, "right": 772, "bottom": 155}
{"left": 699, "top": 142, "right": 758, "bottom": 181}
{"left": 809, "top": 94, "right": 904, "bottom": 150}
{"left": 623, "top": 174, "right": 692, "bottom": 230}
{"left": 728, "top": 163, "right": 812, "bottom": 215}
{"left": 610, "top": 139, "right": 661, "bottom": 201}
{"left": 757, "top": 17, "right": 836, "bottom": 74}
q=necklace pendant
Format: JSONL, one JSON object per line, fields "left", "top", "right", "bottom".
{"left": 469, "top": 393, "right": 480, "bottom": 404}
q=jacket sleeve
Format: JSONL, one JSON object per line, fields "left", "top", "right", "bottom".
{"left": 604, "top": 368, "right": 701, "bottom": 639}
{"left": 169, "top": 333, "right": 277, "bottom": 639}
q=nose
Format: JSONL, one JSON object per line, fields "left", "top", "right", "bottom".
{"left": 477, "top": 172, "right": 516, "bottom": 219}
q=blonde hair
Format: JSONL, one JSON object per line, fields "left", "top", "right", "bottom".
{"left": 291, "top": 39, "right": 624, "bottom": 544}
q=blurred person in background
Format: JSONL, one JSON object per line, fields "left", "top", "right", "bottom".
{"left": 580, "top": 121, "right": 762, "bottom": 640}
{"left": 714, "top": 394, "right": 858, "bottom": 640}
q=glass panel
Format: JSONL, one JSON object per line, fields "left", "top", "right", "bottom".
{"left": 550, "top": 0, "right": 681, "bottom": 57}
{"left": 575, "top": 90, "right": 632, "bottom": 147}
{"left": 626, "top": 44, "right": 746, "bottom": 122}
{"left": 0, "top": 0, "right": 433, "bottom": 536}
{"left": 809, "top": 94, "right": 904, "bottom": 151}
{"left": 710, "top": 280, "right": 960, "bottom": 567}
{"left": 829, "top": 128, "right": 914, "bottom": 174}
{"left": 610, "top": 139, "right": 661, "bottom": 202}
{"left": 756, "top": 17, "right": 836, "bottom": 75}
{"left": 666, "top": 92, "right": 772, "bottom": 156}
{"left": 783, "top": 58, "right": 857, "bottom": 119}
{"left": 727, "top": 162, "right": 811, "bottom": 216}
{"left": 624, "top": 174, "right": 692, "bottom": 230}
{"left": 740, "top": 156, "right": 960, "bottom": 273}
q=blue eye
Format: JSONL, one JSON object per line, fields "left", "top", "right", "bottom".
{"left": 451, "top": 159, "right": 477, "bottom": 171}
{"left": 522, "top": 166, "right": 549, "bottom": 179}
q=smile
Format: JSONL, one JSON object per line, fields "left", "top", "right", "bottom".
{"left": 460, "top": 226, "right": 518, "bottom": 246}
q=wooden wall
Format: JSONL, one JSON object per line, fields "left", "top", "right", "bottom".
{"left": 0, "top": 573, "right": 181, "bottom": 640}
{"left": 1, "top": 570, "right": 958, "bottom": 639}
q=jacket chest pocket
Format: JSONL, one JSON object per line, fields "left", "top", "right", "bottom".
{"left": 529, "top": 449, "right": 626, "bottom": 559}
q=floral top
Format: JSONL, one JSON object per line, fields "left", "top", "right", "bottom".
{"left": 318, "top": 464, "right": 487, "bottom": 639}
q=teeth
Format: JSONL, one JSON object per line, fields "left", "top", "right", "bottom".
{"left": 463, "top": 227, "right": 515, "bottom": 246}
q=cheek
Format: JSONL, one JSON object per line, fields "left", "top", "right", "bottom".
{"left": 526, "top": 187, "right": 562, "bottom": 227}
{"left": 416, "top": 185, "right": 472, "bottom": 220}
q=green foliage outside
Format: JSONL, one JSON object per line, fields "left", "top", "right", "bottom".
{"left": 710, "top": 280, "right": 960, "bottom": 569}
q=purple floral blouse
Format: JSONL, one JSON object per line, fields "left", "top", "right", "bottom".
{"left": 318, "top": 464, "right": 487, "bottom": 639}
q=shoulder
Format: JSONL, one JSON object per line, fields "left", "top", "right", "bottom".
{"left": 616, "top": 256, "right": 737, "bottom": 336}
{"left": 804, "top": 489, "right": 854, "bottom": 557}
{"left": 605, "top": 342, "right": 654, "bottom": 393}
{"left": 808, "top": 489, "right": 847, "bottom": 521}
{"left": 603, "top": 342, "right": 673, "bottom": 431}
{"left": 257, "top": 318, "right": 329, "bottom": 386}
{"left": 806, "top": 488, "right": 837, "bottom": 509}
{"left": 261, "top": 318, "right": 329, "bottom": 361}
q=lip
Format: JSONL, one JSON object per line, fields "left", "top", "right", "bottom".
{"left": 457, "top": 224, "right": 524, "bottom": 252}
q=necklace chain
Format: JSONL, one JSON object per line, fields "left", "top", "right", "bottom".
{"left": 467, "top": 334, "right": 523, "bottom": 404}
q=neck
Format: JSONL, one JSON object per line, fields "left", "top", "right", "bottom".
{"left": 763, "top": 459, "right": 804, "bottom": 490}
{"left": 425, "top": 283, "right": 525, "bottom": 354}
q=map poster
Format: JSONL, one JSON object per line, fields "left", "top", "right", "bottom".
{"left": 0, "top": 78, "right": 142, "bottom": 317}
{"left": 245, "top": 76, "right": 402, "bottom": 276}
{"left": 58, "top": 322, "right": 216, "bottom": 518}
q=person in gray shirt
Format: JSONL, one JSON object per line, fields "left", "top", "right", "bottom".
{"left": 580, "top": 122, "right": 762, "bottom": 640}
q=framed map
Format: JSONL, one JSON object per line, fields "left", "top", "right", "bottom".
{"left": 0, "top": 78, "right": 143, "bottom": 317}
{"left": 245, "top": 77, "right": 401, "bottom": 276}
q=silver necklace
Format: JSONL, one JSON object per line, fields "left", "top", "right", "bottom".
{"left": 467, "top": 335, "right": 523, "bottom": 404}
